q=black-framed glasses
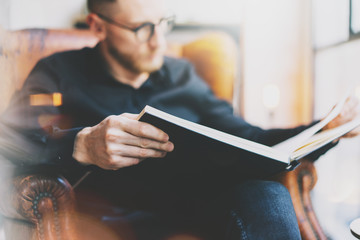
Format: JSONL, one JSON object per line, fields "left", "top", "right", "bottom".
{"left": 96, "top": 13, "right": 175, "bottom": 43}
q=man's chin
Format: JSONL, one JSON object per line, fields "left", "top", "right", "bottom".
{"left": 137, "top": 57, "right": 164, "bottom": 73}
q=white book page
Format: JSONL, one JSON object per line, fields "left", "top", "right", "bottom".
{"left": 290, "top": 116, "right": 360, "bottom": 160}
{"left": 272, "top": 92, "right": 350, "bottom": 154}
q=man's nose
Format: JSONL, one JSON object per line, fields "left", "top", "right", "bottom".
{"left": 148, "top": 26, "right": 166, "bottom": 49}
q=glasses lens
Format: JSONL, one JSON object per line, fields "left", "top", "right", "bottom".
{"left": 136, "top": 24, "right": 154, "bottom": 42}
{"left": 136, "top": 16, "right": 175, "bottom": 42}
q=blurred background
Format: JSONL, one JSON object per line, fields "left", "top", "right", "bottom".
{"left": 1, "top": 0, "right": 360, "bottom": 239}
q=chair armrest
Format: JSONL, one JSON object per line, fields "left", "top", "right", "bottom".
{"left": 272, "top": 160, "right": 327, "bottom": 240}
{"left": 0, "top": 172, "right": 79, "bottom": 240}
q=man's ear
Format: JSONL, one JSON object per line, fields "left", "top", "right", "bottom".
{"left": 87, "top": 13, "right": 106, "bottom": 41}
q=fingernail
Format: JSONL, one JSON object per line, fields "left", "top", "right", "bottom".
{"left": 167, "top": 142, "right": 174, "bottom": 151}
{"left": 163, "top": 134, "right": 169, "bottom": 141}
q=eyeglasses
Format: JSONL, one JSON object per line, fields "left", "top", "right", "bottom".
{"left": 96, "top": 13, "right": 175, "bottom": 43}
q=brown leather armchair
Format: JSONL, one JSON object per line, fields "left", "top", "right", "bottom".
{"left": 0, "top": 27, "right": 327, "bottom": 240}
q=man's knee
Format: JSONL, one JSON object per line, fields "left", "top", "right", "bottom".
{"left": 223, "top": 180, "right": 300, "bottom": 239}
{"left": 232, "top": 180, "right": 291, "bottom": 202}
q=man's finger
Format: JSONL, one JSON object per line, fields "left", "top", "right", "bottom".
{"left": 112, "top": 116, "right": 169, "bottom": 142}
{"left": 108, "top": 143, "right": 168, "bottom": 159}
{"left": 343, "top": 126, "right": 360, "bottom": 138}
{"left": 121, "top": 113, "right": 139, "bottom": 120}
{"left": 106, "top": 128, "right": 174, "bottom": 152}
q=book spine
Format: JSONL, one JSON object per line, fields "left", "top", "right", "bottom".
{"left": 285, "top": 160, "right": 301, "bottom": 171}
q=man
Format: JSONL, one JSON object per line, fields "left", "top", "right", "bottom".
{"left": 1, "top": 0, "right": 359, "bottom": 239}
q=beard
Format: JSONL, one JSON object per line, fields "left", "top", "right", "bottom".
{"left": 108, "top": 44, "right": 165, "bottom": 74}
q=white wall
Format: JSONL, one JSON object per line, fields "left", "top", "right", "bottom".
{"left": 0, "top": 0, "right": 10, "bottom": 28}
{"left": 2, "top": 0, "right": 244, "bottom": 30}
{"left": 165, "top": 0, "right": 243, "bottom": 24}
{"left": 314, "top": 41, "right": 360, "bottom": 116}
{"left": 1, "top": 0, "right": 86, "bottom": 30}
{"left": 241, "top": 0, "right": 313, "bottom": 128}
{"left": 312, "top": 0, "right": 349, "bottom": 49}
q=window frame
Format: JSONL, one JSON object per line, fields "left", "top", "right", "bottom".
{"left": 350, "top": 0, "right": 360, "bottom": 39}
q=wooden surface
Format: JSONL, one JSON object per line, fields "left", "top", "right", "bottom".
{"left": 272, "top": 160, "right": 327, "bottom": 239}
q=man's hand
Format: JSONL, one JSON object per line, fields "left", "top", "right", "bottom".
{"left": 73, "top": 113, "right": 174, "bottom": 170}
{"left": 323, "top": 96, "right": 360, "bottom": 138}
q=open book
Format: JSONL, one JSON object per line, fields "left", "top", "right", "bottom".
{"left": 137, "top": 96, "right": 360, "bottom": 179}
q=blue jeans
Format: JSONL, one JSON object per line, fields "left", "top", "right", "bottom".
{"left": 217, "top": 180, "right": 301, "bottom": 240}
{"left": 96, "top": 180, "right": 301, "bottom": 240}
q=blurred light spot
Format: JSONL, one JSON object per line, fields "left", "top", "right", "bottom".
{"left": 262, "top": 83, "right": 280, "bottom": 110}
{"left": 30, "top": 93, "right": 62, "bottom": 106}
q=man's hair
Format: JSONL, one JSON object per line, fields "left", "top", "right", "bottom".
{"left": 87, "top": 0, "right": 117, "bottom": 13}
